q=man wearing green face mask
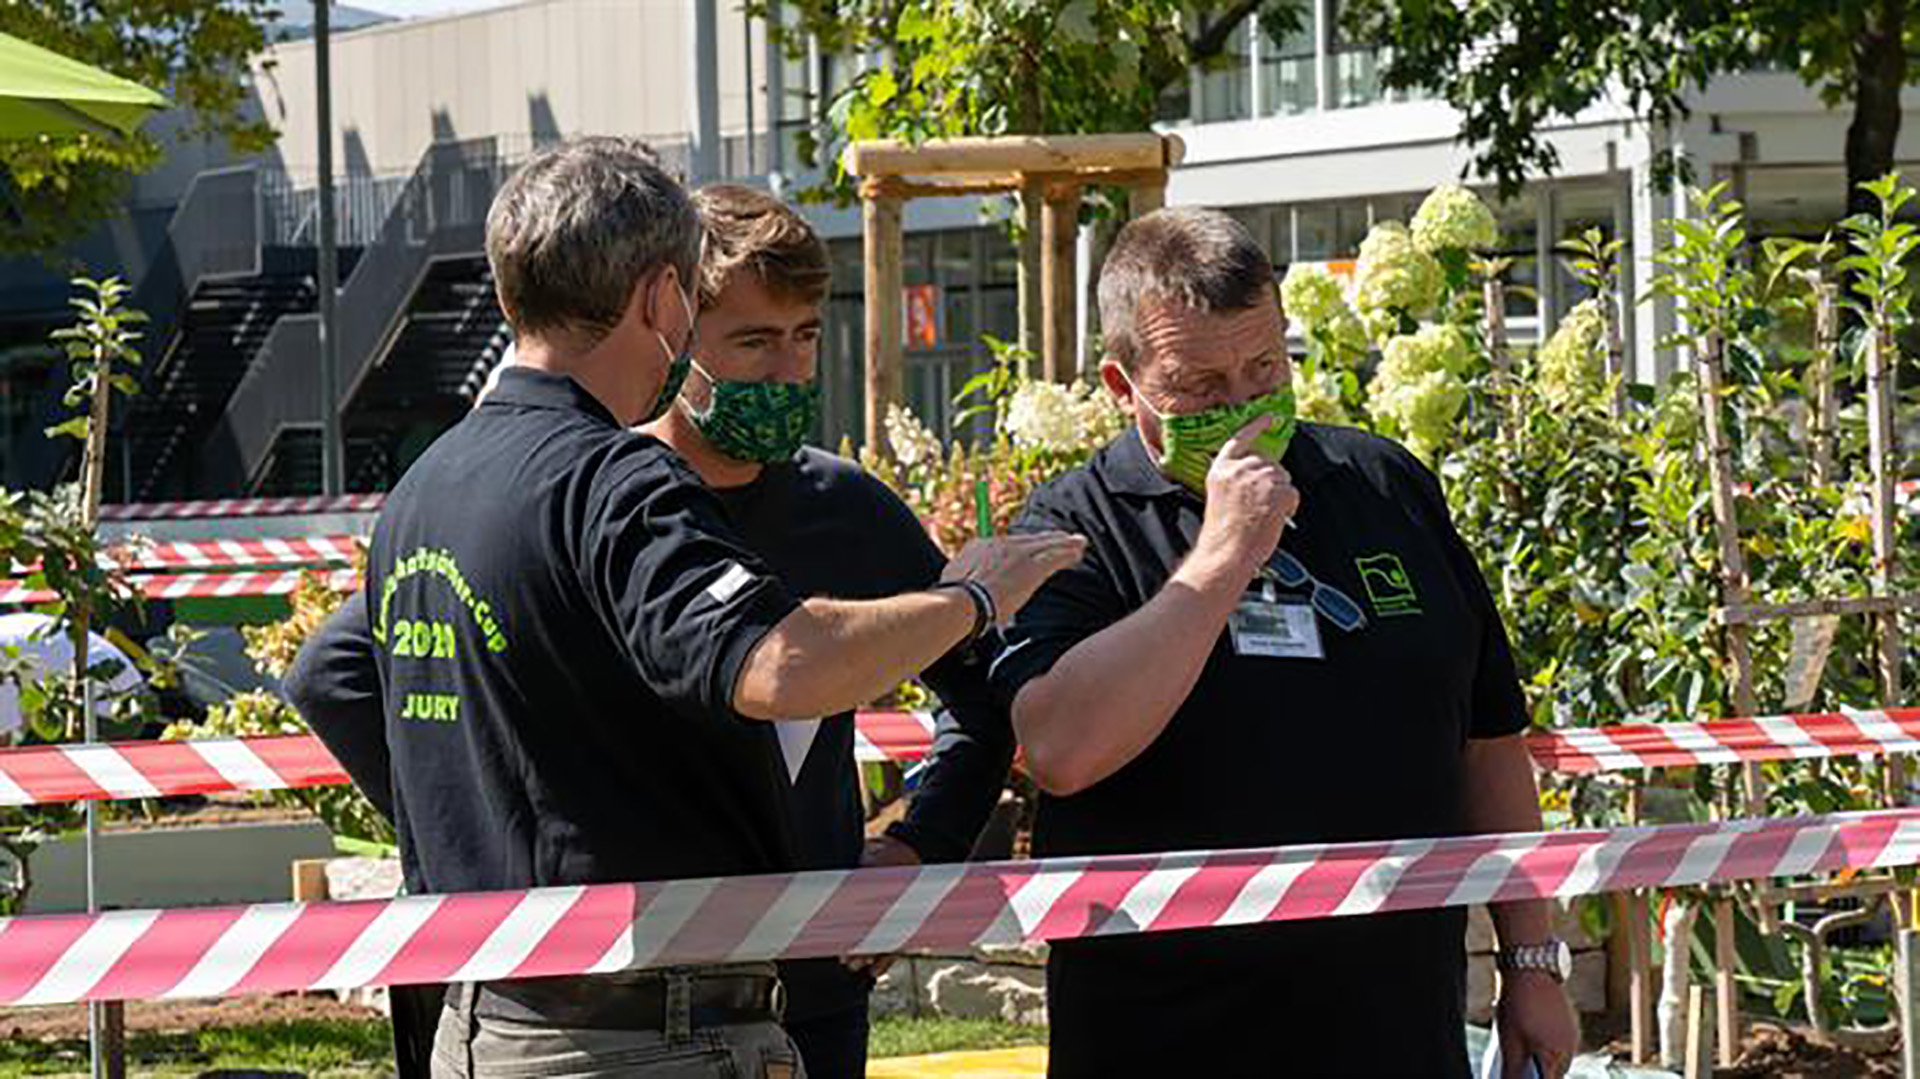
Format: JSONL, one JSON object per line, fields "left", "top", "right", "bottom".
{"left": 638, "top": 185, "right": 1020, "bottom": 1079}
{"left": 988, "top": 209, "right": 1578, "bottom": 1079}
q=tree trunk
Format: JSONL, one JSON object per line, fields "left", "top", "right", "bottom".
{"left": 1845, "top": 0, "right": 1908, "bottom": 220}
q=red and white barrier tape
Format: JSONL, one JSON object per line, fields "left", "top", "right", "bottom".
{"left": 0, "top": 714, "right": 932, "bottom": 807}
{"left": 0, "top": 735, "right": 348, "bottom": 808}
{"left": 1533, "top": 707, "right": 1920, "bottom": 774}
{"left": 0, "top": 568, "right": 356, "bottom": 608}
{"left": 107, "top": 536, "right": 360, "bottom": 572}
{"left": 97, "top": 496, "right": 384, "bottom": 522}
{"left": 2, "top": 808, "right": 1916, "bottom": 1006}
{"left": 13, "top": 706, "right": 1920, "bottom": 807}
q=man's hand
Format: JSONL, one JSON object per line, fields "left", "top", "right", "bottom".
{"left": 1495, "top": 972, "right": 1578, "bottom": 1079}
{"left": 943, "top": 532, "right": 1088, "bottom": 622}
{"left": 842, "top": 835, "right": 922, "bottom": 979}
{"left": 1195, "top": 415, "right": 1299, "bottom": 574}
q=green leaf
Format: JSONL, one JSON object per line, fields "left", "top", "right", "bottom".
{"left": 44, "top": 417, "right": 88, "bottom": 441}
{"left": 868, "top": 67, "right": 899, "bottom": 107}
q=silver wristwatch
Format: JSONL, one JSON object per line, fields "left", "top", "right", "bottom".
{"left": 1497, "top": 940, "right": 1572, "bottom": 983}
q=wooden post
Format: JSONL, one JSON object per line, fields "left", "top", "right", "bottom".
{"left": 1019, "top": 178, "right": 1045, "bottom": 361}
{"left": 1600, "top": 287, "right": 1627, "bottom": 419}
{"left": 863, "top": 188, "right": 904, "bottom": 458}
{"left": 1809, "top": 282, "right": 1839, "bottom": 488}
{"left": 1696, "top": 330, "right": 1758, "bottom": 1058}
{"left": 1629, "top": 889, "right": 1657, "bottom": 1064}
{"left": 1714, "top": 897, "right": 1739, "bottom": 1066}
{"left": 1867, "top": 329, "right": 1905, "bottom": 803}
{"left": 1898, "top": 928, "right": 1920, "bottom": 1079}
{"left": 1041, "top": 183, "right": 1082, "bottom": 382}
{"left": 1128, "top": 171, "right": 1166, "bottom": 218}
{"left": 291, "top": 859, "right": 331, "bottom": 902}
{"left": 1684, "top": 984, "right": 1715, "bottom": 1079}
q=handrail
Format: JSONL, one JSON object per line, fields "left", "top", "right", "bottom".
{"left": 203, "top": 138, "right": 516, "bottom": 493}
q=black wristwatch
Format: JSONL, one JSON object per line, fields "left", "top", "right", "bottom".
{"left": 932, "top": 579, "right": 997, "bottom": 644}
{"left": 1497, "top": 940, "right": 1572, "bottom": 984}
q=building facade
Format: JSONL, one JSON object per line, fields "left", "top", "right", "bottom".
{"left": 4, "top": 0, "right": 1917, "bottom": 499}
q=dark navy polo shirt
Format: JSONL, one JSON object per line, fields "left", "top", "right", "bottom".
{"left": 366, "top": 367, "right": 802, "bottom": 895}
{"left": 988, "top": 422, "right": 1528, "bottom": 1078}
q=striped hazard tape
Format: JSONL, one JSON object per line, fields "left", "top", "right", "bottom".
{"left": 9, "top": 706, "right": 1920, "bottom": 807}
{"left": 1, "top": 808, "right": 1917, "bottom": 1006}
{"left": 0, "top": 568, "right": 357, "bottom": 608}
{"left": 96, "top": 496, "right": 384, "bottom": 522}
{"left": 1531, "top": 707, "right": 1920, "bottom": 773}
{"left": 106, "top": 535, "right": 361, "bottom": 572}
{"left": 0, "top": 715, "right": 930, "bottom": 807}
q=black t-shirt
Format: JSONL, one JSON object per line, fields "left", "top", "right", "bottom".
{"left": 292, "top": 436, "right": 1014, "bottom": 1023}
{"left": 366, "top": 368, "right": 802, "bottom": 894}
{"left": 711, "top": 447, "right": 1012, "bottom": 1021}
{"left": 988, "top": 423, "right": 1528, "bottom": 1079}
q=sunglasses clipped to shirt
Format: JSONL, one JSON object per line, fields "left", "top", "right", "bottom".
{"left": 1259, "top": 549, "right": 1369, "bottom": 633}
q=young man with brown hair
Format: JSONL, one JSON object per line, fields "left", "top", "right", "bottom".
{"left": 634, "top": 183, "right": 1015, "bottom": 1079}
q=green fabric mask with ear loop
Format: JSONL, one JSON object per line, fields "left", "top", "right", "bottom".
{"left": 682, "top": 361, "right": 821, "bottom": 463}
{"left": 642, "top": 287, "right": 699, "bottom": 424}
{"left": 1140, "top": 384, "right": 1298, "bottom": 493}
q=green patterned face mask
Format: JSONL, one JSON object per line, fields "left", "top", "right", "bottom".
{"left": 1132, "top": 380, "right": 1297, "bottom": 493}
{"left": 643, "top": 287, "right": 699, "bottom": 424}
{"left": 682, "top": 361, "right": 820, "bottom": 463}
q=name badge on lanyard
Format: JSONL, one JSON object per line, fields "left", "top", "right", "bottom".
{"left": 1230, "top": 581, "right": 1325, "bottom": 660}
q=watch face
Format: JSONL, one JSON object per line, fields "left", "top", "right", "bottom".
{"left": 1555, "top": 941, "right": 1575, "bottom": 981}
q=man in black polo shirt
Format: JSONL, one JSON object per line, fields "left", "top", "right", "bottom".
{"left": 988, "top": 209, "right": 1577, "bottom": 1079}
{"left": 365, "top": 137, "right": 1081, "bottom": 1078}
{"left": 289, "top": 183, "right": 1014, "bottom": 1079}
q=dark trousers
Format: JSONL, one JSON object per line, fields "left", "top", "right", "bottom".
{"left": 784, "top": 1003, "right": 870, "bottom": 1079}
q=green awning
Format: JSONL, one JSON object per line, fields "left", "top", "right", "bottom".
{"left": 0, "top": 31, "right": 167, "bottom": 140}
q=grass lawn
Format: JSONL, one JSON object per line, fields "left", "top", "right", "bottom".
{"left": 869, "top": 1015, "right": 1047, "bottom": 1058}
{"left": 0, "top": 1018, "right": 395, "bottom": 1079}
{"left": 0, "top": 1013, "right": 1043, "bottom": 1077}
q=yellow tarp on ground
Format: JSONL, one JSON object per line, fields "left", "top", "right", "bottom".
{"left": 868, "top": 1046, "right": 1048, "bottom": 1077}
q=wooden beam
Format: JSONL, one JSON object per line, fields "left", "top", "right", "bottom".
{"left": 864, "top": 192, "right": 904, "bottom": 458}
{"left": 1019, "top": 179, "right": 1044, "bottom": 362}
{"left": 844, "top": 133, "right": 1176, "bottom": 179}
{"left": 1041, "top": 185, "right": 1082, "bottom": 382}
{"left": 1714, "top": 898, "right": 1739, "bottom": 1067}
{"left": 1719, "top": 593, "right": 1920, "bottom": 625}
{"left": 1129, "top": 171, "right": 1167, "bottom": 217}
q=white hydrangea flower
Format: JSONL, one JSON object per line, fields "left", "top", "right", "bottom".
{"left": 1004, "top": 380, "right": 1125, "bottom": 454}
{"left": 1380, "top": 323, "right": 1475, "bottom": 377}
{"left": 885, "top": 404, "right": 942, "bottom": 468}
{"left": 1367, "top": 324, "right": 1475, "bottom": 462}
{"left": 1281, "top": 264, "right": 1347, "bottom": 328}
{"left": 1352, "top": 222, "right": 1443, "bottom": 340}
{"left": 1536, "top": 299, "right": 1610, "bottom": 411}
{"left": 1410, "top": 184, "right": 1499, "bottom": 253}
{"left": 1293, "top": 365, "right": 1350, "bottom": 425}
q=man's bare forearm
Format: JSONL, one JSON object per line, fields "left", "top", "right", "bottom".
{"left": 1465, "top": 733, "right": 1554, "bottom": 946}
{"left": 733, "top": 591, "right": 975, "bottom": 720}
{"left": 1013, "top": 545, "right": 1251, "bottom": 796}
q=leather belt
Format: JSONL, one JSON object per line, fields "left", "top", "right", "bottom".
{"left": 467, "top": 967, "right": 785, "bottom": 1031}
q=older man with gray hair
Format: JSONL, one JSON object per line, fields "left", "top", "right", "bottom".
{"left": 988, "top": 207, "right": 1577, "bottom": 1078}
{"left": 365, "top": 137, "right": 1084, "bottom": 1079}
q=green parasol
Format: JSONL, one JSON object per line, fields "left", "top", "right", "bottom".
{"left": 0, "top": 30, "right": 167, "bottom": 140}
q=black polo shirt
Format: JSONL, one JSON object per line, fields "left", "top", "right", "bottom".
{"left": 989, "top": 423, "right": 1527, "bottom": 1079}
{"left": 367, "top": 367, "right": 802, "bottom": 895}
{"left": 710, "top": 447, "right": 1013, "bottom": 1022}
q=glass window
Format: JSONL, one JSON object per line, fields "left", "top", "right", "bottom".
{"left": 1295, "top": 203, "right": 1337, "bottom": 260}
{"left": 1258, "top": 17, "right": 1317, "bottom": 117}
{"left": 1270, "top": 207, "right": 1294, "bottom": 266}
{"left": 1196, "top": 21, "right": 1253, "bottom": 123}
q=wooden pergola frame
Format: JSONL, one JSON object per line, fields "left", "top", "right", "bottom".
{"left": 843, "top": 133, "right": 1186, "bottom": 455}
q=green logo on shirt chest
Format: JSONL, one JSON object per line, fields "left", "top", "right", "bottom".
{"left": 1354, "top": 553, "right": 1421, "bottom": 617}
